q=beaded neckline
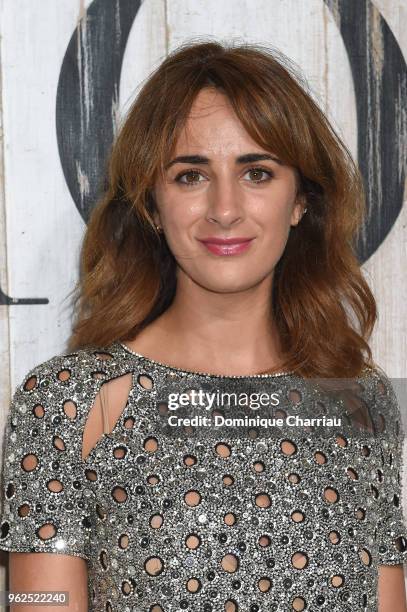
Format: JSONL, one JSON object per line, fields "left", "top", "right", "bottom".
{"left": 116, "top": 341, "right": 296, "bottom": 380}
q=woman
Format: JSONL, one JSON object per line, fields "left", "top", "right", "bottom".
{"left": 0, "top": 40, "right": 406, "bottom": 611}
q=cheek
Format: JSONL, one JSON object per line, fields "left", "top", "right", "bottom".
{"left": 159, "top": 195, "right": 202, "bottom": 235}
{"left": 158, "top": 199, "right": 202, "bottom": 258}
{"left": 252, "top": 195, "right": 293, "bottom": 237}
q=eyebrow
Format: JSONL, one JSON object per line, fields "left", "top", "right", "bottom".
{"left": 164, "top": 153, "right": 283, "bottom": 170}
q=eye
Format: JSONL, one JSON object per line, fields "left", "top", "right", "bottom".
{"left": 243, "top": 167, "right": 274, "bottom": 183}
{"left": 174, "top": 169, "right": 205, "bottom": 187}
{"left": 173, "top": 166, "right": 274, "bottom": 187}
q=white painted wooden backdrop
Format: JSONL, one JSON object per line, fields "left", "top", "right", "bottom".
{"left": 0, "top": 0, "right": 405, "bottom": 586}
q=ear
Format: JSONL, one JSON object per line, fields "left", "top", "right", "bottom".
{"left": 149, "top": 189, "right": 162, "bottom": 227}
{"left": 290, "top": 195, "right": 307, "bottom": 227}
{"left": 152, "top": 210, "right": 161, "bottom": 226}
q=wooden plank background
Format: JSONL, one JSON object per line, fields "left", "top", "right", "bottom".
{"left": 0, "top": 0, "right": 405, "bottom": 587}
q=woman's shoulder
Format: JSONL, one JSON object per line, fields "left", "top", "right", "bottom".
{"left": 0, "top": 345, "right": 122, "bottom": 560}
{"left": 13, "top": 342, "right": 129, "bottom": 394}
{"left": 360, "top": 363, "right": 405, "bottom": 440}
{"left": 7, "top": 342, "right": 133, "bottom": 438}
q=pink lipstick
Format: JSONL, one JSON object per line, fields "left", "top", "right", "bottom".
{"left": 198, "top": 236, "right": 254, "bottom": 256}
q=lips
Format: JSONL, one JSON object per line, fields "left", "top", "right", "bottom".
{"left": 198, "top": 237, "right": 254, "bottom": 256}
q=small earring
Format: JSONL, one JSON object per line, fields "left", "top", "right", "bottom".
{"left": 302, "top": 208, "right": 308, "bottom": 216}
{"left": 155, "top": 224, "right": 163, "bottom": 233}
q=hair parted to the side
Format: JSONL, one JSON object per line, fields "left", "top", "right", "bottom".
{"left": 66, "top": 38, "right": 377, "bottom": 378}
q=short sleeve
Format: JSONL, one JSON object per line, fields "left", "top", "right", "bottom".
{"left": 373, "top": 370, "right": 407, "bottom": 564}
{"left": 0, "top": 359, "right": 93, "bottom": 561}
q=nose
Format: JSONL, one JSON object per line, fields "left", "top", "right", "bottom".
{"left": 205, "top": 176, "right": 243, "bottom": 228}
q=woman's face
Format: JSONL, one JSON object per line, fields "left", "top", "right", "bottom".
{"left": 152, "top": 87, "right": 305, "bottom": 294}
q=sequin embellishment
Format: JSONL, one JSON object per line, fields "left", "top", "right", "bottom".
{"left": 0, "top": 342, "right": 406, "bottom": 611}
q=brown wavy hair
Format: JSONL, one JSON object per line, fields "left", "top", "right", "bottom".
{"left": 66, "top": 39, "right": 377, "bottom": 378}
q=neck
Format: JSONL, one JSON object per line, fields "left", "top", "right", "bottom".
{"left": 131, "top": 272, "right": 284, "bottom": 376}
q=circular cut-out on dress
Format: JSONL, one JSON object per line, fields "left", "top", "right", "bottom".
{"left": 331, "top": 574, "right": 345, "bottom": 587}
{"left": 221, "top": 553, "right": 239, "bottom": 573}
{"left": 292, "top": 596, "right": 306, "bottom": 611}
{"left": 291, "top": 552, "right": 308, "bottom": 569}
{"left": 225, "top": 600, "right": 238, "bottom": 612}
{"left": 47, "top": 479, "right": 63, "bottom": 492}
{"left": 281, "top": 440, "right": 297, "bottom": 456}
{"left": 183, "top": 454, "right": 197, "bottom": 467}
{"left": 95, "top": 352, "right": 113, "bottom": 361}
{"left": 143, "top": 436, "right": 158, "bottom": 452}
{"left": 113, "top": 446, "right": 127, "bottom": 459}
{"left": 18, "top": 504, "right": 30, "bottom": 517}
{"left": 58, "top": 369, "right": 71, "bottom": 381}
{"left": 255, "top": 493, "right": 271, "bottom": 508}
{"left": 53, "top": 436, "right": 65, "bottom": 451}
{"left": 335, "top": 435, "right": 348, "bottom": 447}
{"left": 63, "top": 400, "right": 77, "bottom": 420}
{"left": 258, "top": 535, "right": 271, "bottom": 547}
{"left": 124, "top": 416, "right": 135, "bottom": 429}
{"left": 291, "top": 510, "right": 305, "bottom": 523}
{"left": 21, "top": 453, "right": 38, "bottom": 472}
{"left": 85, "top": 469, "right": 98, "bottom": 482}
{"left": 223, "top": 474, "right": 234, "bottom": 486}
{"left": 33, "top": 404, "right": 45, "bottom": 418}
{"left": 258, "top": 577, "right": 272, "bottom": 592}
{"left": 359, "top": 548, "right": 372, "bottom": 566}
{"left": 144, "top": 556, "right": 164, "bottom": 576}
{"left": 122, "top": 580, "right": 135, "bottom": 595}
{"left": 150, "top": 514, "right": 163, "bottom": 529}
{"left": 215, "top": 442, "right": 231, "bottom": 457}
{"left": 288, "top": 473, "right": 301, "bottom": 484}
{"left": 253, "top": 461, "right": 265, "bottom": 472}
{"left": 248, "top": 428, "right": 259, "bottom": 440}
{"left": 24, "top": 376, "right": 37, "bottom": 391}
{"left": 314, "top": 452, "right": 327, "bottom": 465}
{"left": 347, "top": 467, "right": 358, "bottom": 480}
{"left": 138, "top": 374, "right": 154, "bottom": 390}
{"left": 288, "top": 389, "right": 302, "bottom": 404}
{"left": 37, "top": 523, "right": 56, "bottom": 540}
{"left": 184, "top": 490, "right": 201, "bottom": 507}
{"left": 99, "top": 550, "right": 108, "bottom": 569}
{"left": 186, "top": 577, "right": 201, "bottom": 592}
{"left": 157, "top": 402, "right": 168, "bottom": 415}
{"left": 323, "top": 487, "right": 339, "bottom": 503}
{"left": 185, "top": 534, "right": 201, "bottom": 549}
{"left": 111, "top": 486, "right": 128, "bottom": 503}
{"left": 224, "top": 513, "right": 236, "bottom": 526}
{"left": 328, "top": 531, "right": 341, "bottom": 544}
{"left": 118, "top": 534, "right": 129, "bottom": 549}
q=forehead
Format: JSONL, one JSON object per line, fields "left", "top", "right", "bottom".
{"left": 173, "top": 88, "right": 259, "bottom": 154}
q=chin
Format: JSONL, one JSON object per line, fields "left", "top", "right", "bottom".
{"left": 194, "top": 274, "right": 264, "bottom": 294}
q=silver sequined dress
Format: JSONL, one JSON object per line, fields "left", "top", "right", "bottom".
{"left": 0, "top": 341, "right": 406, "bottom": 611}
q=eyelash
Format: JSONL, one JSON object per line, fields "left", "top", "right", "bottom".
{"left": 174, "top": 166, "right": 274, "bottom": 187}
